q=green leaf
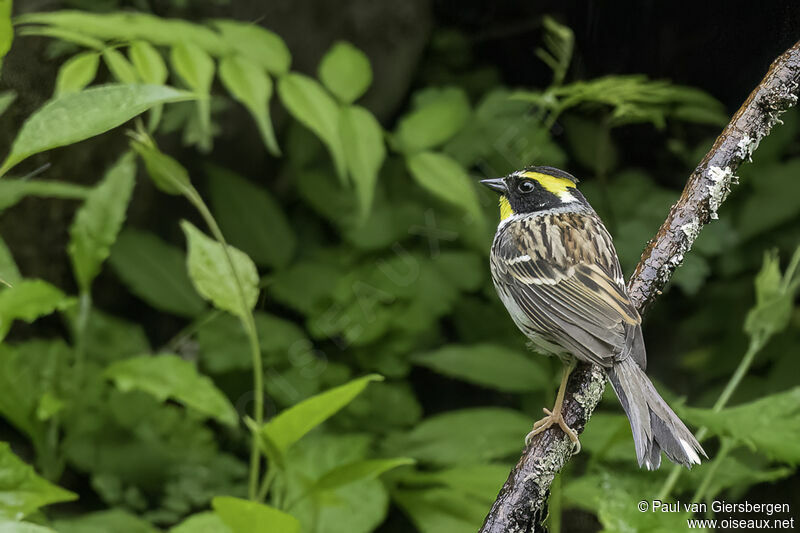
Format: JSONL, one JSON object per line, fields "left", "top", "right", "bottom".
{"left": 54, "top": 52, "right": 100, "bottom": 95}
{"left": 682, "top": 387, "right": 800, "bottom": 464}
{"left": 386, "top": 408, "right": 531, "bottom": 465}
{"left": 0, "top": 179, "right": 90, "bottom": 212}
{"left": 218, "top": 54, "right": 280, "bottom": 155}
{"left": 0, "top": 0, "right": 12, "bottom": 64}
{"left": 313, "top": 457, "right": 415, "bottom": 492}
{"left": 128, "top": 41, "right": 167, "bottom": 84}
{"left": 0, "top": 84, "right": 193, "bottom": 176}
{"left": 212, "top": 497, "right": 300, "bottom": 533}
{"left": 398, "top": 464, "right": 510, "bottom": 502}
{"left": 181, "top": 220, "right": 259, "bottom": 318}
{"left": 412, "top": 344, "right": 549, "bottom": 392}
{"left": 393, "top": 487, "right": 490, "bottom": 533}
{"left": 744, "top": 248, "right": 800, "bottom": 344}
{"left": 0, "top": 522, "right": 57, "bottom": 533}
{"left": 170, "top": 43, "right": 215, "bottom": 151}
{"left": 67, "top": 152, "right": 136, "bottom": 291}
{"left": 0, "top": 90, "right": 16, "bottom": 118}
{"left": 0, "top": 442, "right": 77, "bottom": 520}
{"left": 109, "top": 229, "right": 206, "bottom": 317}
{"left": 0, "top": 280, "right": 70, "bottom": 341}
{"left": 406, "top": 151, "right": 483, "bottom": 222}
{"left": 102, "top": 48, "right": 138, "bottom": 84}
{"left": 206, "top": 165, "right": 295, "bottom": 269}
{"left": 393, "top": 87, "right": 470, "bottom": 154}
{"left": 130, "top": 139, "right": 192, "bottom": 195}
{"left": 170, "top": 512, "right": 231, "bottom": 533}
{"left": 212, "top": 20, "right": 290, "bottom": 75}
{"left": 535, "top": 16, "right": 574, "bottom": 86}
{"left": 105, "top": 353, "right": 238, "bottom": 426}
{"left": 52, "top": 510, "right": 157, "bottom": 533}
{"left": 0, "top": 236, "right": 21, "bottom": 286}
{"left": 277, "top": 73, "right": 346, "bottom": 181}
{"left": 318, "top": 41, "right": 372, "bottom": 104}
{"left": 340, "top": 105, "right": 386, "bottom": 223}
{"left": 260, "top": 374, "right": 383, "bottom": 454}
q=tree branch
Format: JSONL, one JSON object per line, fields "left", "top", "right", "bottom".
{"left": 479, "top": 40, "right": 800, "bottom": 533}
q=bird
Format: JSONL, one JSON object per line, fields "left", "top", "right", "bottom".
{"left": 481, "top": 165, "right": 705, "bottom": 470}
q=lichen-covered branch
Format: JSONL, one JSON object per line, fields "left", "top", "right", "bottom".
{"left": 479, "top": 40, "right": 800, "bottom": 533}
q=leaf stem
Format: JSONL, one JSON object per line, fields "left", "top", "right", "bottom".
{"left": 73, "top": 290, "right": 92, "bottom": 386}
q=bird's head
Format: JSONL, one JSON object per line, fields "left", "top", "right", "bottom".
{"left": 480, "top": 166, "right": 586, "bottom": 221}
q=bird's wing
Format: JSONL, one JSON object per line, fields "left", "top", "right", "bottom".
{"left": 491, "top": 212, "right": 644, "bottom": 368}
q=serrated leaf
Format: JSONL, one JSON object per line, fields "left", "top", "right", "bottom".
{"left": 0, "top": 84, "right": 193, "bottom": 176}
{"left": 412, "top": 343, "right": 549, "bottom": 392}
{"left": 109, "top": 229, "right": 206, "bottom": 317}
{"left": 340, "top": 105, "right": 385, "bottom": 223}
{"left": 0, "top": 280, "right": 70, "bottom": 340}
{"left": 386, "top": 408, "right": 531, "bottom": 465}
{"left": 102, "top": 48, "right": 138, "bottom": 84}
{"left": 52, "top": 510, "right": 157, "bottom": 533}
{"left": 0, "top": 442, "right": 77, "bottom": 520}
{"left": 170, "top": 43, "right": 214, "bottom": 151}
{"left": 260, "top": 374, "right": 383, "bottom": 454}
{"left": 212, "top": 497, "right": 300, "bottom": 533}
{"left": 128, "top": 41, "right": 167, "bottom": 84}
{"left": 406, "top": 151, "right": 483, "bottom": 222}
{"left": 67, "top": 152, "right": 136, "bottom": 291}
{"left": 206, "top": 165, "right": 295, "bottom": 269}
{"left": 218, "top": 54, "right": 279, "bottom": 155}
{"left": 318, "top": 41, "right": 372, "bottom": 104}
{"left": 744, "top": 248, "right": 799, "bottom": 343}
{"left": 312, "top": 457, "right": 414, "bottom": 492}
{"left": 105, "top": 353, "right": 238, "bottom": 426}
{"left": 277, "top": 73, "right": 346, "bottom": 182}
{"left": 682, "top": 387, "right": 800, "bottom": 464}
{"left": 55, "top": 52, "right": 100, "bottom": 95}
{"left": 213, "top": 20, "right": 290, "bottom": 75}
{"left": 393, "top": 87, "right": 470, "bottom": 154}
{"left": 180, "top": 220, "right": 259, "bottom": 318}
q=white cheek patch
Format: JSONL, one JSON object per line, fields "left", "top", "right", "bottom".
{"left": 558, "top": 190, "right": 577, "bottom": 202}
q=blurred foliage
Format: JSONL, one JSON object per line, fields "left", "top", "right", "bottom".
{"left": 0, "top": 7, "right": 798, "bottom": 533}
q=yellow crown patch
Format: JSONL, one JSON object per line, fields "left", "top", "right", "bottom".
{"left": 522, "top": 171, "right": 577, "bottom": 196}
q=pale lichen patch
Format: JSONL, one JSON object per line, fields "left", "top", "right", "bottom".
{"left": 707, "top": 165, "right": 737, "bottom": 220}
{"left": 680, "top": 217, "right": 701, "bottom": 243}
{"left": 736, "top": 134, "right": 759, "bottom": 162}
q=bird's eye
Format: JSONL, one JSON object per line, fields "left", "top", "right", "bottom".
{"left": 517, "top": 181, "right": 535, "bottom": 194}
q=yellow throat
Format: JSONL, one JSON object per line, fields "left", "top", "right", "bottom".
{"left": 499, "top": 196, "right": 514, "bottom": 221}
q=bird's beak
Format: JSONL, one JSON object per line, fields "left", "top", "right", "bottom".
{"left": 480, "top": 178, "right": 507, "bottom": 194}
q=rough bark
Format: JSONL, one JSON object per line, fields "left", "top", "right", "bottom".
{"left": 479, "top": 40, "right": 800, "bottom": 533}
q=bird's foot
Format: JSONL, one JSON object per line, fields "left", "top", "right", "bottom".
{"left": 524, "top": 406, "right": 581, "bottom": 454}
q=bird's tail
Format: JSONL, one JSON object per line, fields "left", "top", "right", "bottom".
{"left": 607, "top": 357, "right": 705, "bottom": 470}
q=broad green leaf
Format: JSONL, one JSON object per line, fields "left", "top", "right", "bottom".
{"left": 0, "top": 179, "right": 89, "bottom": 212}
{"left": 105, "top": 353, "right": 238, "bottom": 426}
{"left": 318, "top": 41, "right": 372, "bottom": 104}
{"left": 399, "top": 464, "right": 510, "bottom": 502}
{"left": 16, "top": 25, "right": 105, "bottom": 50}
{"left": 213, "top": 20, "right": 290, "bottom": 75}
{"left": 394, "top": 87, "right": 470, "bottom": 153}
{"left": 313, "top": 458, "right": 414, "bottom": 492}
{"left": 0, "top": 236, "right": 20, "bottom": 286}
{"left": 109, "top": 229, "right": 206, "bottom": 317}
{"left": 386, "top": 408, "right": 531, "bottom": 465}
{"left": 130, "top": 139, "right": 192, "bottom": 195}
{"left": 102, "top": 48, "right": 138, "bottom": 84}
{"left": 218, "top": 54, "right": 279, "bottom": 155}
{"left": 52, "top": 510, "right": 157, "bottom": 533}
{"left": 181, "top": 220, "right": 259, "bottom": 318}
{"left": 0, "top": 90, "right": 15, "bottom": 117}
{"left": 128, "top": 41, "right": 167, "bottom": 84}
{"left": 18, "top": 11, "right": 226, "bottom": 51}
{"left": 0, "top": 522, "right": 56, "bottom": 533}
{"left": 0, "top": 442, "right": 77, "bottom": 520}
{"left": 393, "top": 487, "right": 490, "bottom": 533}
{"left": 67, "top": 152, "right": 136, "bottom": 291}
{"left": 682, "top": 387, "right": 800, "bottom": 464}
{"left": 0, "top": 0, "right": 11, "bottom": 64}
{"left": 54, "top": 52, "right": 99, "bottom": 95}
{"left": 0, "top": 280, "right": 70, "bottom": 340}
{"left": 277, "top": 73, "right": 346, "bottom": 181}
{"left": 412, "top": 344, "right": 548, "bottom": 392}
{"left": 744, "top": 248, "right": 800, "bottom": 344}
{"left": 171, "top": 512, "right": 230, "bottom": 533}
{"left": 77, "top": 308, "right": 151, "bottom": 364}
{"left": 340, "top": 105, "right": 385, "bottom": 222}
{"left": 406, "top": 151, "right": 483, "bottom": 222}
{"left": 171, "top": 42, "right": 214, "bottom": 151}
{"left": 212, "top": 497, "right": 300, "bottom": 533}
{"left": 697, "top": 455, "right": 792, "bottom": 501}
{"left": 207, "top": 165, "right": 295, "bottom": 268}
{"left": 260, "top": 374, "right": 383, "bottom": 454}
{"left": 0, "top": 84, "right": 193, "bottom": 176}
